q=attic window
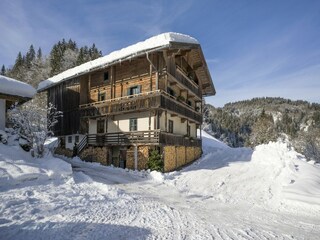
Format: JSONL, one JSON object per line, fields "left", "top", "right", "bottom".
{"left": 128, "top": 85, "right": 141, "bottom": 96}
{"left": 104, "top": 71, "right": 109, "bottom": 82}
{"left": 98, "top": 92, "right": 106, "bottom": 101}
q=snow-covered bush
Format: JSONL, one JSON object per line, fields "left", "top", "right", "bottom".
{"left": 7, "top": 101, "right": 62, "bottom": 158}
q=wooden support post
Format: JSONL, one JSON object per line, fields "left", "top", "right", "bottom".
{"left": 165, "top": 111, "right": 167, "bottom": 132}
{"left": 149, "top": 62, "right": 153, "bottom": 91}
{"left": 112, "top": 66, "right": 116, "bottom": 98}
{"left": 154, "top": 110, "right": 157, "bottom": 131}
{"left": 120, "top": 81, "right": 123, "bottom": 97}
{"left": 134, "top": 144, "right": 138, "bottom": 170}
{"left": 156, "top": 53, "right": 159, "bottom": 90}
{"left": 88, "top": 74, "right": 91, "bottom": 103}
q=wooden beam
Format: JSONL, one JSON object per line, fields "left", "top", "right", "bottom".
{"left": 0, "top": 93, "right": 28, "bottom": 103}
{"left": 165, "top": 111, "right": 167, "bottom": 132}
{"left": 193, "top": 62, "right": 203, "bottom": 70}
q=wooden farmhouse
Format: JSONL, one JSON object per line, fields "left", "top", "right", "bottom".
{"left": 38, "top": 33, "right": 215, "bottom": 172}
{"left": 0, "top": 75, "right": 35, "bottom": 130}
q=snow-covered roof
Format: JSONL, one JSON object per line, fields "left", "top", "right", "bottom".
{"left": 0, "top": 75, "right": 36, "bottom": 99}
{"left": 38, "top": 32, "right": 199, "bottom": 91}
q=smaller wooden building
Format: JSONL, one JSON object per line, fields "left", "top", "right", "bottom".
{"left": 0, "top": 75, "right": 36, "bottom": 130}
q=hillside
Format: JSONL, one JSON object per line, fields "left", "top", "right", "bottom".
{"left": 204, "top": 97, "right": 320, "bottom": 162}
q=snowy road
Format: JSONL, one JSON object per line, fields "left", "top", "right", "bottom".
{"left": 1, "top": 131, "right": 320, "bottom": 239}
{"left": 65, "top": 142, "right": 320, "bottom": 239}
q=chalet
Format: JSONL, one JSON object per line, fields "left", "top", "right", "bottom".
{"left": 0, "top": 75, "right": 36, "bottom": 130}
{"left": 38, "top": 32, "right": 215, "bottom": 172}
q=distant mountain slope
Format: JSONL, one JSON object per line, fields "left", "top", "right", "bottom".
{"left": 204, "top": 97, "right": 320, "bottom": 162}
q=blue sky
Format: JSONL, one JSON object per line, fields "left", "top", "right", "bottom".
{"left": 0, "top": 0, "right": 319, "bottom": 107}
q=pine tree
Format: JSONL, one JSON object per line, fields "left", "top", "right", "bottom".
{"left": 37, "top": 47, "right": 42, "bottom": 60}
{"left": 15, "top": 52, "right": 24, "bottom": 68}
{"left": 50, "top": 44, "right": 63, "bottom": 76}
{"left": 76, "top": 47, "right": 85, "bottom": 65}
{"left": 147, "top": 150, "right": 163, "bottom": 171}
{"left": 26, "top": 44, "right": 36, "bottom": 68}
{"left": 1, "top": 65, "right": 6, "bottom": 76}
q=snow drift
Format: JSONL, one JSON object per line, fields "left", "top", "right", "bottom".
{"left": 172, "top": 132, "right": 320, "bottom": 212}
{"left": 0, "top": 143, "right": 72, "bottom": 187}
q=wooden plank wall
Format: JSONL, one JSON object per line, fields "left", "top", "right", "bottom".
{"left": 87, "top": 54, "right": 166, "bottom": 102}
{"left": 48, "top": 78, "right": 80, "bottom": 135}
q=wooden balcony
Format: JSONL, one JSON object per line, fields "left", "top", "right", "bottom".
{"left": 79, "top": 90, "right": 202, "bottom": 123}
{"left": 166, "top": 68, "right": 201, "bottom": 98}
{"left": 86, "top": 130, "right": 201, "bottom": 147}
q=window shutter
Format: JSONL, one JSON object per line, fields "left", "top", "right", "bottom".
{"left": 138, "top": 85, "right": 142, "bottom": 94}
{"left": 127, "top": 88, "right": 131, "bottom": 96}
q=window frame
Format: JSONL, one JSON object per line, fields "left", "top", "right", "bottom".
{"left": 98, "top": 92, "right": 106, "bottom": 101}
{"left": 97, "top": 119, "right": 105, "bottom": 133}
{"left": 187, "top": 125, "right": 190, "bottom": 137}
{"left": 129, "top": 118, "right": 137, "bottom": 131}
{"left": 128, "top": 85, "right": 141, "bottom": 96}
{"left": 168, "top": 120, "right": 174, "bottom": 133}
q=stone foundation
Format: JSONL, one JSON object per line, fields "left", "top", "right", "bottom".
{"left": 80, "top": 146, "right": 109, "bottom": 165}
{"left": 126, "top": 146, "right": 151, "bottom": 170}
{"left": 56, "top": 144, "right": 202, "bottom": 172}
{"left": 163, "top": 146, "right": 202, "bottom": 172}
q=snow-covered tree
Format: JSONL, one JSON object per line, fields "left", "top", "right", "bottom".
{"left": 8, "top": 102, "right": 62, "bottom": 158}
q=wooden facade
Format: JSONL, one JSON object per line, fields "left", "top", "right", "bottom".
{"left": 45, "top": 39, "right": 215, "bottom": 171}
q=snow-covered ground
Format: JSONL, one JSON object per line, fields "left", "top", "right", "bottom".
{"left": 1, "top": 131, "right": 320, "bottom": 239}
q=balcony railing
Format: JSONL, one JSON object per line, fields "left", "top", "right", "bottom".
{"left": 80, "top": 90, "right": 202, "bottom": 123}
{"left": 86, "top": 130, "right": 201, "bottom": 147}
{"left": 166, "top": 68, "right": 201, "bottom": 97}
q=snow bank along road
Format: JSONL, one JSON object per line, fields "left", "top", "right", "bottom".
{"left": 1, "top": 131, "right": 320, "bottom": 239}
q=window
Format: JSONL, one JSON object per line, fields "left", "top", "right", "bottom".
{"left": 97, "top": 119, "right": 105, "bottom": 133}
{"left": 104, "top": 71, "right": 109, "bottom": 82}
{"left": 128, "top": 86, "right": 141, "bottom": 96}
{"left": 75, "top": 135, "right": 79, "bottom": 143}
{"left": 129, "top": 118, "right": 137, "bottom": 131}
{"left": 168, "top": 120, "right": 173, "bottom": 133}
{"left": 68, "top": 136, "right": 72, "bottom": 143}
{"left": 167, "top": 87, "right": 175, "bottom": 97}
{"left": 187, "top": 100, "right": 192, "bottom": 106}
{"left": 98, "top": 92, "right": 106, "bottom": 101}
{"left": 187, "top": 125, "right": 190, "bottom": 137}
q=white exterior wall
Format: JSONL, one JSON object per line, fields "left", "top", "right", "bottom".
{"left": 159, "top": 111, "right": 198, "bottom": 137}
{"left": 159, "top": 112, "right": 166, "bottom": 131}
{"left": 113, "top": 112, "right": 153, "bottom": 132}
{"left": 65, "top": 134, "right": 85, "bottom": 150}
{"left": 89, "top": 119, "right": 97, "bottom": 134}
{"left": 88, "top": 112, "right": 154, "bottom": 134}
{"left": 0, "top": 99, "right": 5, "bottom": 130}
{"left": 190, "top": 122, "right": 197, "bottom": 138}
{"left": 159, "top": 112, "right": 188, "bottom": 136}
